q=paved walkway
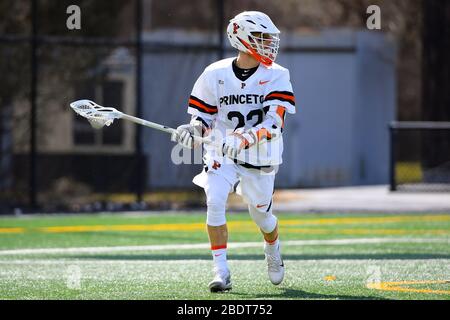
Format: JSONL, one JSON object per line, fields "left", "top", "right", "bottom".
{"left": 228, "top": 185, "right": 450, "bottom": 213}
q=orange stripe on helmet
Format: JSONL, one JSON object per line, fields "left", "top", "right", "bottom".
{"left": 238, "top": 38, "right": 273, "bottom": 67}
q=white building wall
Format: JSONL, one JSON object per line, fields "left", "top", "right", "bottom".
{"left": 142, "top": 30, "right": 396, "bottom": 188}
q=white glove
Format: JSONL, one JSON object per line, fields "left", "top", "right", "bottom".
{"left": 171, "top": 122, "right": 205, "bottom": 149}
{"left": 222, "top": 128, "right": 256, "bottom": 159}
{"left": 171, "top": 124, "right": 195, "bottom": 149}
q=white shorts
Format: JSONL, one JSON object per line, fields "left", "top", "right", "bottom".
{"left": 193, "top": 161, "right": 276, "bottom": 209}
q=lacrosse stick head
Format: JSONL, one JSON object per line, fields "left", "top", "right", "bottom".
{"left": 69, "top": 100, "right": 122, "bottom": 129}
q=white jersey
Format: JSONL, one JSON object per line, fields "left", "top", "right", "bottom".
{"left": 187, "top": 57, "right": 296, "bottom": 167}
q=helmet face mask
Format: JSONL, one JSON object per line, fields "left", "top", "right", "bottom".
{"left": 248, "top": 32, "right": 280, "bottom": 64}
{"left": 227, "top": 11, "right": 280, "bottom": 67}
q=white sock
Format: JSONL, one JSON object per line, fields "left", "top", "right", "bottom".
{"left": 212, "top": 248, "right": 229, "bottom": 273}
{"left": 264, "top": 238, "right": 280, "bottom": 255}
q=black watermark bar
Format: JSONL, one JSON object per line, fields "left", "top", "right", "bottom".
{"left": 0, "top": 300, "right": 443, "bottom": 319}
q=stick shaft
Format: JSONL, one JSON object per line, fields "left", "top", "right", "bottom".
{"left": 71, "top": 101, "right": 220, "bottom": 147}
{"left": 121, "top": 113, "right": 175, "bottom": 134}
{"left": 120, "top": 113, "right": 221, "bottom": 148}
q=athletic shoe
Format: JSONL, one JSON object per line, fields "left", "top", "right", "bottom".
{"left": 208, "top": 268, "right": 232, "bottom": 293}
{"left": 265, "top": 244, "right": 285, "bottom": 285}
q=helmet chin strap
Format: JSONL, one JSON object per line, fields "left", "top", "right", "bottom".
{"left": 238, "top": 38, "right": 273, "bottom": 67}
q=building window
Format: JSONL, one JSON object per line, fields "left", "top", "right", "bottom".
{"left": 73, "top": 80, "right": 124, "bottom": 146}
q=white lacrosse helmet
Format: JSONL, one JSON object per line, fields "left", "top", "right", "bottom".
{"left": 227, "top": 11, "right": 280, "bottom": 67}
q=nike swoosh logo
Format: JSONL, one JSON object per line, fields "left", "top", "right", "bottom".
{"left": 256, "top": 204, "right": 268, "bottom": 208}
{"left": 259, "top": 80, "right": 270, "bottom": 85}
{"left": 214, "top": 254, "right": 222, "bottom": 257}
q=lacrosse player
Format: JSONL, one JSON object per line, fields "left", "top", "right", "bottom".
{"left": 171, "top": 11, "right": 296, "bottom": 292}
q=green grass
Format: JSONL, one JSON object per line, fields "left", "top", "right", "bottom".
{"left": 0, "top": 212, "right": 449, "bottom": 300}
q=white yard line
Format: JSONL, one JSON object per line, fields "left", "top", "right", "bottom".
{"left": 0, "top": 238, "right": 448, "bottom": 256}
{"left": 1, "top": 259, "right": 449, "bottom": 266}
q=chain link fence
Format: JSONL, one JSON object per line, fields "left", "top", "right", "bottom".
{"left": 0, "top": 0, "right": 228, "bottom": 214}
{"left": 0, "top": 0, "right": 144, "bottom": 213}
{"left": 389, "top": 122, "right": 450, "bottom": 192}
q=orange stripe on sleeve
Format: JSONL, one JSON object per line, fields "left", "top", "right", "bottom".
{"left": 266, "top": 93, "right": 295, "bottom": 103}
{"left": 188, "top": 99, "right": 217, "bottom": 113}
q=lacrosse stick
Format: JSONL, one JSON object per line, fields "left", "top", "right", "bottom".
{"left": 69, "top": 100, "right": 219, "bottom": 147}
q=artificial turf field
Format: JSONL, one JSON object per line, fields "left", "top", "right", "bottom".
{"left": 0, "top": 212, "right": 449, "bottom": 300}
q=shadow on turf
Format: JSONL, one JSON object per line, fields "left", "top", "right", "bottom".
{"left": 228, "top": 288, "right": 390, "bottom": 300}
{"left": 69, "top": 253, "right": 450, "bottom": 260}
